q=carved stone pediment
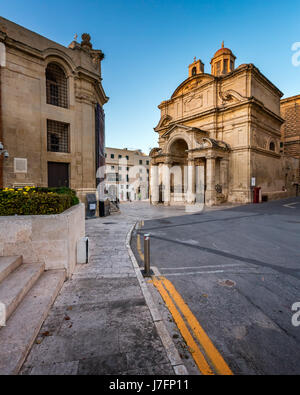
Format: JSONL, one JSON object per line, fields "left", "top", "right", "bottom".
{"left": 155, "top": 114, "right": 172, "bottom": 130}
{"left": 171, "top": 74, "right": 214, "bottom": 99}
{"left": 161, "top": 123, "right": 206, "bottom": 140}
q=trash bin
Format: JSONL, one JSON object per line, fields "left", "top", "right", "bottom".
{"left": 86, "top": 194, "right": 97, "bottom": 218}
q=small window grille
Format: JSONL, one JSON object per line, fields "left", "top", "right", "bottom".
{"left": 46, "top": 63, "right": 68, "bottom": 108}
{"left": 47, "top": 120, "right": 69, "bottom": 153}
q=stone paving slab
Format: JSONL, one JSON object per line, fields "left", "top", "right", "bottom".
{"left": 20, "top": 202, "right": 189, "bottom": 375}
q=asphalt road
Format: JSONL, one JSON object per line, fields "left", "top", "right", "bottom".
{"left": 132, "top": 197, "right": 300, "bottom": 375}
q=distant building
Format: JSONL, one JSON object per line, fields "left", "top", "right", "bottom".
{"left": 150, "top": 43, "right": 298, "bottom": 206}
{"left": 281, "top": 94, "right": 300, "bottom": 184}
{"left": 105, "top": 147, "right": 150, "bottom": 201}
{"left": 0, "top": 17, "right": 108, "bottom": 203}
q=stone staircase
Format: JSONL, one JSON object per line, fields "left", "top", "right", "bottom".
{"left": 0, "top": 256, "right": 66, "bottom": 375}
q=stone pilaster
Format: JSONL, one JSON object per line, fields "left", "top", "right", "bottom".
{"left": 150, "top": 165, "right": 159, "bottom": 205}
{"left": 220, "top": 158, "right": 229, "bottom": 199}
{"left": 205, "top": 157, "right": 216, "bottom": 206}
{"left": 162, "top": 163, "right": 172, "bottom": 206}
{"left": 187, "top": 160, "right": 196, "bottom": 204}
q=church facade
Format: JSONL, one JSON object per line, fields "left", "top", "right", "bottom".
{"left": 150, "top": 43, "right": 298, "bottom": 206}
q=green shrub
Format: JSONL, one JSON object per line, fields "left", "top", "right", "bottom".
{"left": 0, "top": 186, "right": 80, "bottom": 216}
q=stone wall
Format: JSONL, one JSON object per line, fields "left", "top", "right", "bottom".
{"left": 0, "top": 203, "right": 85, "bottom": 278}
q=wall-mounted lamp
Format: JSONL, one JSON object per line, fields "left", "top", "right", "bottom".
{"left": 0, "top": 142, "right": 9, "bottom": 158}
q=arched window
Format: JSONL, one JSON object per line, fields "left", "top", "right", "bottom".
{"left": 46, "top": 63, "right": 68, "bottom": 108}
{"left": 269, "top": 141, "right": 275, "bottom": 151}
{"left": 192, "top": 67, "right": 197, "bottom": 76}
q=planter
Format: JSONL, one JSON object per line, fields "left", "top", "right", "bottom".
{"left": 0, "top": 203, "right": 85, "bottom": 278}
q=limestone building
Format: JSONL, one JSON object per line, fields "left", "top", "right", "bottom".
{"left": 150, "top": 43, "right": 298, "bottom": 206}
{"left": 0, "top": 17, "right": 108, "bottom": 203}
{"left": 280, "top": 94, "right": 300, "bottom": 183}
{"left": 105, "top": 147, "right": 150, "bottom": 201}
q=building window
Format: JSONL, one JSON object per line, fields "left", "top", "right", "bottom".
{"left": 139, "top": 160, "right": 143, "bottom": 165}
{"left": 111, "top": 154, "right": 115, "bottom": 159}
{"left": 47, "top": 120, "right": 69, "bottom": 153}
{"left": 146, "top": 160, "right": 149, "bottom": 165}
{"left": 216, "top": 61, "right": 221, "bottom": 75}
{"left": 192, "top": 67, "right": 197, "bottom": 76}
{"left": 127, "top": 167, "right": 129, "bottom": 171}
{"left": 119, "top": 155, "right": 122, "bottom": 159}
{"left": 111, "top": 166, "right": 115, "bottom": 170}
{"left": 269, "top": 141, "right": 276, "bottom": 151}
{"left": 119, "top": 166, "right": 122, "bottom": 171}
{"left": 126, "top": 175, "right": 129, "bottom": 182}
{"left": 230, "top": 60, "right": 234, "bottom": 71}
{"left": 223, "top": 59, "right": 228, "bottom": 73}
{"left": 126, "top": 155, "right": 129, "bottom": 160}
{"left": 46, "top": 63, "right": 68, "bottom": 108}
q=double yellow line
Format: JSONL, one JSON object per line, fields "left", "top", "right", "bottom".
{"left": 152, "top": 276, "right": 233, "bottom": 375}
{"left": 135, "top": 221, "right": 232, "bottom": 375}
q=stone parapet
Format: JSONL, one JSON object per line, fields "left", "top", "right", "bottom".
{"left": 0, "top": 203, "right": 85, "bottom": 278}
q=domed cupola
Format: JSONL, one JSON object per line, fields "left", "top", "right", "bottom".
{"left": 210, "top": 42, "right": 236, "bottom": 76}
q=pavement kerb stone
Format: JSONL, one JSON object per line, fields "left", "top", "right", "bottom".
{"left": 126, "top": 222, "right": 188, "bottom": 375}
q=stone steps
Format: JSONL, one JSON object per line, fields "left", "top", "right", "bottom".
{"left": 0, "top": 262, "right": 45, "bottom": 321}
{"left": 0, "top": 269, "right": 66, "bottom": 375}
{"left": 0, "top": 256, "right": 22, "bottom": 284}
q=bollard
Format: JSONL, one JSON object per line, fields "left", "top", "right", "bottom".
{"left": 144, "top": 233, "right": 151, "bottom": 277}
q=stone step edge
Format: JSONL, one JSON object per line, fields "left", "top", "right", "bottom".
{"left": 0, "top": 269, "right": 66, "bottom": 375}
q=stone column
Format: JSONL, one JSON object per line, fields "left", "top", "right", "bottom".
{"left": 187, "top": 159, "right": 196, "bottom": 204}
{"left": 220, "top": 158, "right": 229, "bottom": 200}
{"left": 206, "top": 157, "right": 216, "bottom": 206}
{"left": 162, "top": 163, "right": 171, "bottom": 206}
{"left": 195, "top": 161, "right": 205, "bottom": 204}
{"left": 150, "top": 165, "right": 159, "bottom": 205}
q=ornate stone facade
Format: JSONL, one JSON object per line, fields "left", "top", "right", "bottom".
{"left": 0, "top": 17, "right": 108, "bottom": 203}
{"left": 150, "top": 44, "right": 298, "bottom": 206}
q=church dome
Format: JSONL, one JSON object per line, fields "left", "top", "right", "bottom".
{"left": 210, "top": 42, "right": 236, "bottom": 76}
{"left": 213, "top": 47, "right": 234, "bottom": 58}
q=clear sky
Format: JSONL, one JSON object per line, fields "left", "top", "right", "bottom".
{"left": 1, "top": 0, "right": 300, "bottom": 154}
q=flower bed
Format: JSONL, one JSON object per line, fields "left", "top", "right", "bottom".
{"left": 0, "top": 187, "right": 79, "bottom": 216}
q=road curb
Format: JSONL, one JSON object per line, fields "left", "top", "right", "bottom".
{"left": 126, "top": 222, "right": 188, "bottom": 375}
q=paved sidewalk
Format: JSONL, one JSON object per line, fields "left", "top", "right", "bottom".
{"left": 20, "top": 202, "right": 188, "bottom": 375}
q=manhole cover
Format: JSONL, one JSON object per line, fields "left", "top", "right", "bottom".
{"left": 219, "top": 279, "right": 236, "bottom": 288}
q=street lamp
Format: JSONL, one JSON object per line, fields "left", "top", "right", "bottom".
{"left": 0, "top": 142, "right": 9, "bottom": 158}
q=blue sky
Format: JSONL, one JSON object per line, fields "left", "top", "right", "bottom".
{"left": 1, "top": 0, "right": 300, "bottom": 153}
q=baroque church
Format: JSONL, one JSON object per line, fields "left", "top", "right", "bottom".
{"left": 150, "top": 43, "right": 298, "bottom": 206}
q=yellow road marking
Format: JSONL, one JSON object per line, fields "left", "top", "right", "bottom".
{"left": 161, "top": 277, "right": 233, "bottom": 375}
{"left": 152, "top": 276, "right": 214, "bottom": 375}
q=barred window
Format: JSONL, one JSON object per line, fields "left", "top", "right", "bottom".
{"left": 47, "top": 120, "right": 69, "bottom": 153}
{"left": 46, "top": 63, "right": 68, "bottom": 108}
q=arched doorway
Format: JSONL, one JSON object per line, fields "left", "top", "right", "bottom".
{"left": 168, "top": 139, "right": 189, "bottom": 203}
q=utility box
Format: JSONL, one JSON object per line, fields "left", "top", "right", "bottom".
{"left": 77, "top": 237, "right": 89, "bottom": 264}
{"left": 86, "top": 194, "right": 97, "bottom": 218}
{"left": 253, "top": 187, "right": 261, "bottom": 203}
